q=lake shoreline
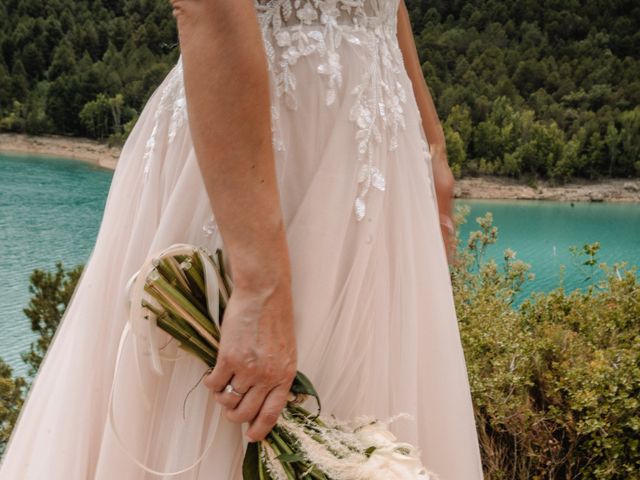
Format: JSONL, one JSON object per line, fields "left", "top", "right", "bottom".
{"left": 454, "top": 176, "right": 640, "bottom": 203}
{"left": 0, "top": 133, "right": 120, "bottom": 170}
{"left": 1, "top": 133, "right": 638, "bottom": 202}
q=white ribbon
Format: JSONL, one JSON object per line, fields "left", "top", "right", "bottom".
{"left": 106, "top": 243, "right": 225, "bottom": 476}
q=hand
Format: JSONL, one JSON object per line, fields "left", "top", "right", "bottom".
{"left": 203, "top": 271, "right": 297, "bottom": 442}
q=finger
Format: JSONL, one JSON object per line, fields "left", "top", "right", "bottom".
{"left": 246, "top": 384, "right": 290, "bottom": 442}
{"left": 225, "top": 384, "right": 269, "bottom": 424}
{"left": 213, "top": 381, "right": 249, "bottom": 410}
{"left": 222, "top": 364, "right": 257, "bottom": 395}
{"left": 203, "top": 356, "right": 233, "bottom": 393}
{"left": 212, "top": 375, "right": 250, "bottom": 409}
{"left": 214, "top": 393, "right": 244, "bottom": 411}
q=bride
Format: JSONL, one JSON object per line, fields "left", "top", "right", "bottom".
{"left": 0, "top": 1, "right": 484, "bottom": 478}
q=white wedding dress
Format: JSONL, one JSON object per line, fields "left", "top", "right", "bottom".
{"left": 0, "top": 1, "right": 484, "bottom": 479}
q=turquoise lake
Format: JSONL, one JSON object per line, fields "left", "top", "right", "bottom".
{"left": 1, "top": 152, "right": 639, "bottom": 377}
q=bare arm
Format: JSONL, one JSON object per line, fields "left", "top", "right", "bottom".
{"left": 172, "top": 0, "right": 297, "bottom": 441}
{"left": 396, "top": 1, "right": 458, "bottom": 264}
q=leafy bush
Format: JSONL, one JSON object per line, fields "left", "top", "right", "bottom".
{"left": 0, "top": 261, "right": 82, "bottom": 455}
{"left": 451, "top": 206, "right": 640, "bottom": 479}
{"left": 0, "top": 360, "right": 26, "bottom": 456}
{"left": 21, "top": 262, "right": 83, "bottom": 378}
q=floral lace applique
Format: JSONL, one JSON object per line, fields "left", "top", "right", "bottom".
{"left": 142, "top": 59, "right": 188, "bottom": 182}
{"left": 257, "top": 1, "right": 365, "bottom": 110}
{"left": 202, "top": 214, "right": 219, "bottom": 238}
{"left": 270, "top": 104, "right": 286, "bottom": 153}
{"left": 350, "top": 20, "right": 408, "bottom": 220}
{"left": 256, "top": 0, "right": 408, "bottom": 221}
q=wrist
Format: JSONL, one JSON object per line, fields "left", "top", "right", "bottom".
{"left": 229, "top": 243, "right": 292, "bottom": 292}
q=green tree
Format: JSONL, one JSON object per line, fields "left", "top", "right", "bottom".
{"left": 444, "top": 125, "right": 466, "bottom": 178}
{"left": 0, "top": 63, "right": 12, "bottom": 112}
{"left": 20, "top": 43, "right": 44, "bottom": 81}
{"left": 619, "top": 108, "right": 640, "bottom": 175}
{"left": 46, "top": 74, "right": 84, "bottom": 134}
{"left": 444, "top": 104, "right": 473, "bottom": 149}
{"left": 21, "top": 262, "right": 84, "bottom": 378}
{"left": 0, "top": 262, "right": 82, "bottom": 455}
{"left": 0, "top": 361, "right": 26, "bottom": 456}
{"left": 79, "top": 93, "right": 112, "bottom": 139}
{"left": 79, "top": 92, "right": 126, "bottom": 139}
{"left": 0, "top": 100, "right": 26, "bottom": 132}
{"left": 605, "top": 123, "right": 621, "bottom": 178}
{"left": 47, "top": 38, "right": 76, "bottom": 80}
{"left": 24, "top": 81, "right": 52, "bottom": 135}
{"left": 10, "top": 60, "right": 29, "bottom": 101}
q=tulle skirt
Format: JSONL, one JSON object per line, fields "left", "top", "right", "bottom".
{"left": 0, "top": 29, "right": 484, "bottom": 480}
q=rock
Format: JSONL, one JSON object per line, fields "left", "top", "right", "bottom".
{"left": 589, "top": 192, "right": 605, "bottom": 202}
{"left": 540, "top": 192, "right": 563, "bottom": 200}
{"left": 623, "top": 182, "right": 639, "bottom": 192}
{"left": 517, "top": 193, "right": 537, "bottom": 200}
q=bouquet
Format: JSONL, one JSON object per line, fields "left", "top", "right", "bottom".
{"left": 122, "top": 243, "right": 439, "bottom": 479}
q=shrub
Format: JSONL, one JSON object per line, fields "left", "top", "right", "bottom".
{"left": 451, "top": 206, "right": 640, "bottom": 479}
{"left": 0, "top": 360, "right": 26, "bottom": 456}
{"left": 21, "top": 262, "right": 83, "bottom": 379}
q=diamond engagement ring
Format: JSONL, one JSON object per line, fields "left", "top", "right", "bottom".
{"left": 224, "top": 383, "right": 244, "bottom": 397}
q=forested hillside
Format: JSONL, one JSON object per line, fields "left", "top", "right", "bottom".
{"left": 0, "top": 0, "right": 638, "bottom": 181}
{"left": 406, "top": 0, "right": 640, "bottom": 180}
{"left": 0, "top": 0, "right": 179, "bottom": 143}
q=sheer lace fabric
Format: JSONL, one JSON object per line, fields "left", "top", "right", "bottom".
{"left": 254, "top": 0, "right": 390, "bottom": 26}
{"left": 0, "top": 1, "right": 484, "bottom": 479}
{"left": 258, "top": 0, "right": 412, "bottom": 221}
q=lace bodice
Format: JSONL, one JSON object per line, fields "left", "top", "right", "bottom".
{"left": 145, "top": 0, "right": 426, "bottom": 229}
{"left": 255, "top": 0, "right": 410, "bottom": 221}
{"left": 254, "top": 0, "right": 401, "bottom": 109}
{"left": 254, "top": 0, "right": 398, "bottom": 27}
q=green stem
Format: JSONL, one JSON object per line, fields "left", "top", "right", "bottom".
{"left": 267, "top": 430, "right": 297, "bottom": 479}
{"left": 163, "top": 257, "right": 209, "bottom": 316}
{"left": 215, "top": 248, "right": 233, "bottom": 301}
{"left": 257, "top": 443, "right": 270, "bottom": 480}
{"left": 156, "top": 314, "right": 217, "bottom": 366}
{"left": 184, "top": 253, "right": 207, "bottom": 293}
{"left": 147, "top": 279, "right": 219, "bottom": 343}
{"left": 163, "top": 257, "right": 191, "bottom": 292}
